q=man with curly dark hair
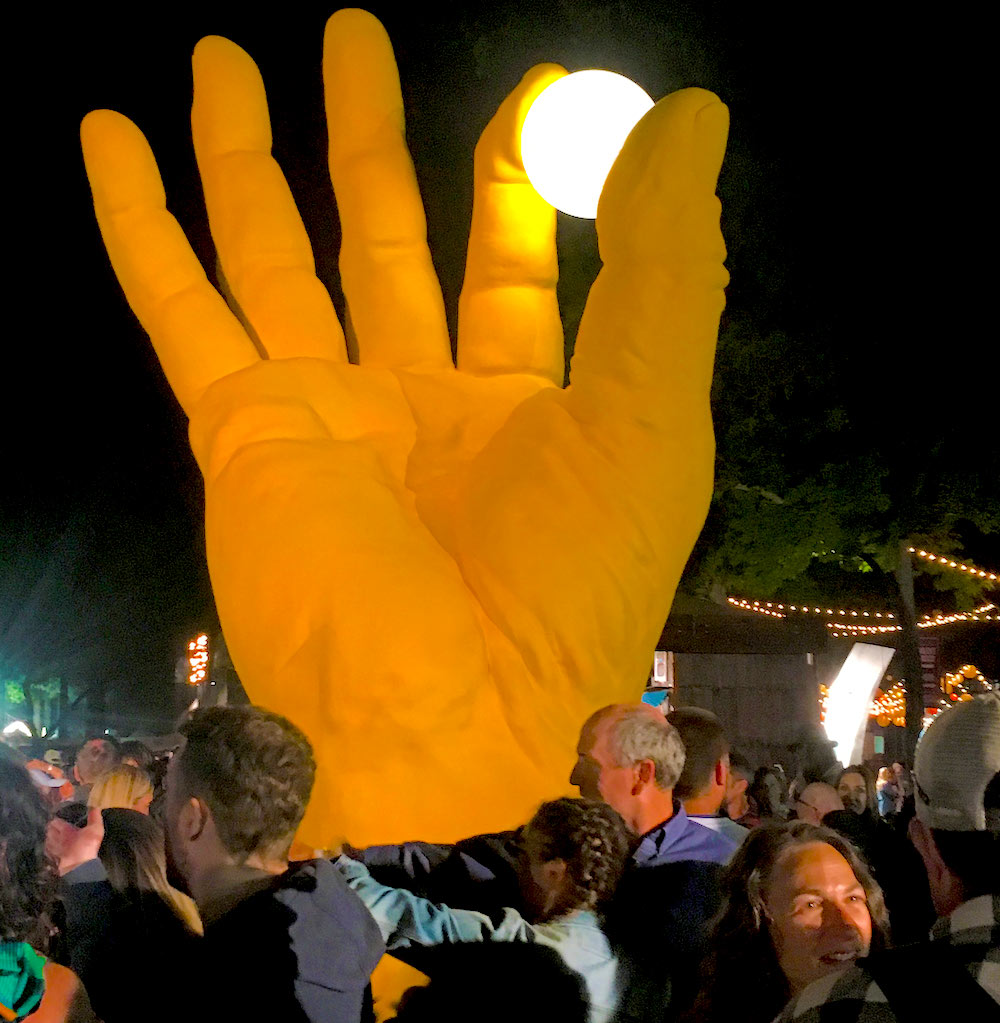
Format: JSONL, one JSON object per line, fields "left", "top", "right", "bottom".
{"left": 161, "top": 706, "right": 384, "bottom": 1022}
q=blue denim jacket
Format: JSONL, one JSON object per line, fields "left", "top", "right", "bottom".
{"left": 336, "top": 856, "right": 621, "bottom": 1023}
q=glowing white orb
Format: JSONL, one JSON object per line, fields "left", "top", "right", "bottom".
{"left": 521, "top": 70, "right": 654, "bottom": 219}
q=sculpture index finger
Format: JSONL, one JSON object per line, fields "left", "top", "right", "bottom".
{"left": 81, "top": 109, "right": 259, "bottom": 415}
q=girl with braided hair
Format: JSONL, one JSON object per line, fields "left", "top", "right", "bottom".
{"left": 336, "top": 797, "right": 631, "bottom": 1022}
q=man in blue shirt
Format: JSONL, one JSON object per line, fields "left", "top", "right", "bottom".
{"left": 570, "top": 703, "right": 737, "bottom": 866}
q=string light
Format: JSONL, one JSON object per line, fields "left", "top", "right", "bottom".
{"left": 728, "top": 597, "right": 893, "bottom": 620}
{"left": 731, "top": 595, "right": 996, "bottom": 633}
{"left": 187, "top": 633, "right": 210, "bottom": 686}
{"left": 828, "top": 622, "right": 903, "bottom": 638}
{"left": 726, "top": 598, "right": 786, "bottom": 618}
{"left": 907, "top": 546, "right": 998, "bottom": 582}
{"left": 917, "top": 603, "right": 996, "bottom": 628}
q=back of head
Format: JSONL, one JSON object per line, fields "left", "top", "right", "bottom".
{"left": 668, "top": 707, "right": 729, "bottom": 800}
{"left": 391, "top": 943, "right": 589, "bottom": 1023}
{"left": 527, "top": 797, "right": 632, "bottom": 913}
{"left": 99, "top": 807, "right": 202, "bottom": 933}
{"left": 914, "top": 692, "right": 1000, "bottom": 896}
{"left": 588, "top": 703, "right": 686, "bottom": 790}
{"left": 798, "top": 782, "right": 843, "bottom": 822}
{"left": 89, "top": 763, "right": 153, "bottom": 811}
{"left": 177, "top": 706, "right": 316, "bottom": 861}
{"left": 117, "top": 740, "right": 155, "bottom": 771}
{"left": 75, "top": 737, "right": 121, "bottom": 785}
{"left": 99, "top": 807, "right": 170, "bottom": 894}
{"left": 728, "top": 751, "right": 753, "bottom": 785}
{"left": 0, "top": 758, "right": 57, "bottom": 948}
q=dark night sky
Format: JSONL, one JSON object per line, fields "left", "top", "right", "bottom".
{"left": 3, "top": 3, "right": 994, "bottom": 727}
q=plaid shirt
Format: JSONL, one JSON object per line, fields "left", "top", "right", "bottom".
{"left": 774, "top": 894, "right": 1000, "bottom": 1022}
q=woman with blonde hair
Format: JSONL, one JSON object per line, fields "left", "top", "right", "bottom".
{"left": 59, "top": 810, "right": 201, "bottom": 1023}
{"left": 98, "top": 809, "right": 201, "bottom": 935}
{"left": 86, "top": 765, "right": 152, "bottom": 814}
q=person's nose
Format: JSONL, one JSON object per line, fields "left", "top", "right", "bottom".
{"left": 823, "top": 900, "right": 863, "bottom": 940}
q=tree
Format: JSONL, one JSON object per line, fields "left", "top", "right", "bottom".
{"left": 2, "top": 675, "right": 68, "bottom": 736}
{"left": 681, "top": 312, "right": 1000, "bottom": 757}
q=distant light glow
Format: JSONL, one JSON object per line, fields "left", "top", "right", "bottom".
{"left": 823, "top": 644, "right": 895, "bottom": 766}
{"left": 521, "top": 71, "right": 654, "bottom": 218}
{"left": 188, "top": 633, "right": 210, "bottom": 686}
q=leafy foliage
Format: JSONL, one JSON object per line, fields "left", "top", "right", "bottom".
{"left": 683, "top": 313, "right": 1000, "bottom": 613}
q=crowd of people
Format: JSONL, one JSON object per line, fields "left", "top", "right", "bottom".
{"left": 1, "top": 692, "right": 997, "bottom": 1022}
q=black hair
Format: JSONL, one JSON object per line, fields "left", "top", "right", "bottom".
{"left": 117, "top": 740, "right": 155, "bottom": 771}
{"left": 749, "top": 767, "right": 785, "bottom": 819}
{"left": 390, "top": 943, "right": 589, "bottom": 1023}
{"left": 668, "top": 708, "right": 729, "bottom": 800}
{"left": 837, "top": 764, "right": 879, "bottom": 825}
{"left": 0, "top": 758, "right": 58, "bottom": 948}
{"left": 728, "top": 750, "right": 753, "bottom": 781}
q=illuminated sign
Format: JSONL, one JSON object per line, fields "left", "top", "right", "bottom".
{"left": 187, "top": 633, "right": 210, "bottom": 686}
{"left": 823, "top": 643, "right": 894, "bottom": 766}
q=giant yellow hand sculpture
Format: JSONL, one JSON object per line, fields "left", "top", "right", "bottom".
{"left": 81, "top": 9, "right": 728, "bottom": 847}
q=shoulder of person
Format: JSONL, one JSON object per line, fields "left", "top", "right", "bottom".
{"left": 24, "top": 961, "right": 98, "bottom": 1023}
{"left": 774, "top": 965, "right": 892, "bottom": 1023}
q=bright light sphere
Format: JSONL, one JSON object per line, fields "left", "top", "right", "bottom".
{"left": 521, "top": 70, "right": 654, "bottom": 219}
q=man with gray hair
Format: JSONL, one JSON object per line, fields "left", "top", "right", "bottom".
{"left": 570, "top": 703, "right": 736, "bottom": 865}
{"left": 353, "top": 702, "right": 728, "bottom": 1019}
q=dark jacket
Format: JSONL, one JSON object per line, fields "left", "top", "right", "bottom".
{"left": 605, "top": 859, "right": 723, "bottom": 1022}
{"left": 361, "top": 831, "right": 723, "bottom": 1022}
{"left": 57, "top": 860, "right": 201, "bottom": 1023}
{"left": 200, "top": 858, "right": 385, "bottom": 1023}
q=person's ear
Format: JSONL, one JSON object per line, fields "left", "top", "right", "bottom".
{"left": 731, "top": 776, "right": 748, "bottom": 798}
{"left": 178, "top": 796, "right": 209, "bottom": 843}
{"left": 633, "top": 759, "right": 655, "bottom": 794}
{"left": 908, "top": 815, "right": 963, "bottom": 913}
{"left": 908, "top": 816, "right": 942, "bottom": 863}
{"left": 539, "top": 857, "right": 567, "bottom": 889}
{"left": 714, "top": 759, "right": 727, "bottom": 788}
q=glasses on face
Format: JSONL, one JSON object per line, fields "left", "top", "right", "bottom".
{"left": 795, "top": 799, "right": 820, "bottom": 816}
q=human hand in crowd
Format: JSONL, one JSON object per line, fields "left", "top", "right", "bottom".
{"left": 80, "top": 9, "right": 728, "bottom": 844}
{"left": 46, "top": 808, "right": 105, "bottom": 876}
